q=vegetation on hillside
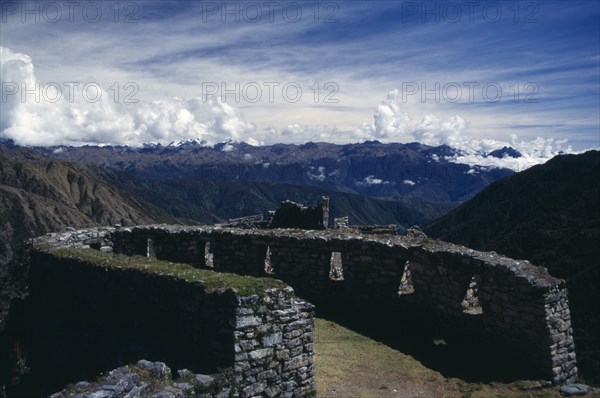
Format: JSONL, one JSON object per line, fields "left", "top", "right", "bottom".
{"left": 99, "top": 171, "right": 453, "bottom": 227}
{"left": 0, "top": 150, "right": 179, "bottom": 331}
{"left": 425, "top": 151, "right": 600, "bottom": 385}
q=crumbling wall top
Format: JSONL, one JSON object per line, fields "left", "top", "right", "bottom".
{"left": 104, "top": 224, "right": 562, "bottom": 290}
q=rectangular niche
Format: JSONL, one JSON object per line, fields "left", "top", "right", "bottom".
{"left": 398, "top": 261, "right": 415, "bottom": 295}
{"left": 461, "top": 275, "right": 483, "bottom": 315}
{"left": 204, "top": 242, "right": 214, "bottom": 268}
{"left": 329, "top": 252, "right": 344, "bottom": 281}
{"left": 264, "top": 246, "right": 274, "bottom": 275}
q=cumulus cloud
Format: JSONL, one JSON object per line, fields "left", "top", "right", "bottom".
{"left": 353, "top": 89, "right": 574, "bottom": 171}
{"left": 0, "top": 47, "right": 256, "bottom": 147}
{"left": 261, "top": 124, "right": 345, "bottom": 145}
{"left": 0, "top": 48, "right": 578, "bottom": 171}
{"left": 221, "top": 143, "right": 235, "bottom": 152}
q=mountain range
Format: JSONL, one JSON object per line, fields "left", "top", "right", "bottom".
{"left": 26, "top": 140, "right": 514, "bottom": 205}
{"left": 0, "top": 140, "right": 598, "bottom": 385}
{"left": 0, "top": 140, "right": 516, "bottom": 328}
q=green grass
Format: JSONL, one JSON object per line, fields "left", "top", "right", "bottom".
{"left": 48, "top": 248, "right": 286, "bottom": 296}
{"left": 315, "top": 318, "right": 440, "bottom": 397}
{"left": 314, "top": 318, "right": 565, "bottom": 398}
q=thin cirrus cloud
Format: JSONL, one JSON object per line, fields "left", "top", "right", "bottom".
{"left": 0, "top": 46, "right": 573, "bottom": 171}
{"left": 0, "top": 0, "right": 598, "bottom": 167}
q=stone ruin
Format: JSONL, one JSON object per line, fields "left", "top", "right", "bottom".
{"left": 1, "top": 229, "right": 315, "bottom": 397}
{"left": 224, "top": 196, "right": 398, "bottom": 235}
{"left": 0, "top": 220, "right": 579, "bottom": 396}
{"left": 269, "top": 196, "right": 329, "bottom": 230}
{"left": 223, "top": 196, "right": 330, "bottom": 230}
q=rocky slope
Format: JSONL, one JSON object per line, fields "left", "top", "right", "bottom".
{"left": 0, "top": 150, "right": 177, "bottom": 264}
{"left": 424, "top": 150, "right": 600, "bottom": 385}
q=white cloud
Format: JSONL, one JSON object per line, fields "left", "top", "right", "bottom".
{"left": 352, "top": 90, "right": 576, "bottom": 171}
{"left": 0, "top": 47, "right": 256, "bottom": 147}
{"left": 0, "top": 48, "right": 582, "bottom": 171}
{"left": 356, "top": 175, "right": 391, "bottom": 186}
{"left": 265, "top": 124, "right": 347, "bottom": 145}
{"left": 307, "top": 166, "right": 327, "bottom": 182}
{"left": 221, "top": 143, "right": 235, "bottom": 152}
{"left": 2, "top": 1, "right": 597, "bottom": 153}
{"left": 403, "top": 179, "right": 416, "bottom": 186}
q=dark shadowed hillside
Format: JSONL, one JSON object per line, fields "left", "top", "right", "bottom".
{"left": 424, "top": 150, "right": 600, "bottom": 385}
{"left": 0, "top": 147, "right": 179, "bottom": 330}
{"left": 98, "top": 169, "right": 453, "bottom": 227}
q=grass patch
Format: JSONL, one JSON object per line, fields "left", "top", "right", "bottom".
{"left": 48, "top": 248, "right": 286, "bottom": 296}
{"left": 314, "top": 318, "right": 565, "bottom": 398}
{"left": 315, "top": 318, "right": 440, "bottom": 397}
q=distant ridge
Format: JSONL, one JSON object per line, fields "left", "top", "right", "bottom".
{"left": 27, "top": 140, "right": 514, "bottom": 205}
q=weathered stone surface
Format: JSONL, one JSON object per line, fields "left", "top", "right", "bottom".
{"left": 107, "top": 224, "right": 577, "bottom": 384}
{"left": 29, "top": 227, "right": 317, "bottom": 398}
{"left": 136, "top": 360, "right": 171, "bottom": 380}
{"left": 236, "top": 316, "right": 262, "bottom": 329}
{"left": 194, "top": 374, "right": 215, "bottom": 388}
{"left": 559, "top": 383, "right": 590, "bottom": 396}
{"left": 49, "top": 362, "right": 185, "bottom": 397}
{"left": 32, "top": 221, "right": 578, "bottom": 396}
{"left": 269, "top": 197, "right": 329, "bottom": 230}
{"left": 263, "top": 332, "right": 283, "bottom": 347}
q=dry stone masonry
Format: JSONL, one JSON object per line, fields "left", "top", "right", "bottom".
{"left": 111, "top": 224, "right": 578, "bottom": 385}
{"left": 13, "top": 222, "right": 578, "bottom": 396}
{"left": 269, "top": 197, "right": 329, "bottom": 230}
{"left": 22, "top": 228, "right": 315, "bottom": 397}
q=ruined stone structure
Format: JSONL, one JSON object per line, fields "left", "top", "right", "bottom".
{"left": 222, "top": 197, "right": 398, "bottom": 236}
{"left": 219, "top": 196, "right": 330, "bottom": 230}
{"left": 333, "top": 216, "right": 398, "bottom": 235}
{"left": 111, "top": 225, "right": 578, "bottom": 385}
{"left": 332, "top": 216, "right": 350, "bottom": 229}
{"left": 225, "top": 214, "right": 270, "bottom": 229}
{"left": 11, "top": 222, "right": 579, "bottom": 396}
{"left": 18, "top": 229, "right": 315, "bottom": 397}
{"left": 269, "top": 197, "right": 329, "bottom": 230}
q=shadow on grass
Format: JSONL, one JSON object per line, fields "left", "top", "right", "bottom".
{"left": 315, "top": 302, "right": 543, "bottom": 383}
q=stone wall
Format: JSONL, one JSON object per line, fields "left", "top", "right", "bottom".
{"left": 111, "top": 225, "right": 578, "bottom": 384}
{"left": 11, "top": 229, "right": 315, "bottom": 397}
{"left": 269, "top": 196, "right": 329, "bottom": 230}
{"left": 224, "top": 214, "right": 269, "bottom": 229}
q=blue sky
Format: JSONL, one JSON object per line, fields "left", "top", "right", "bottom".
{"left": 1, "top": 0, "right": 599, "bottom": 156}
